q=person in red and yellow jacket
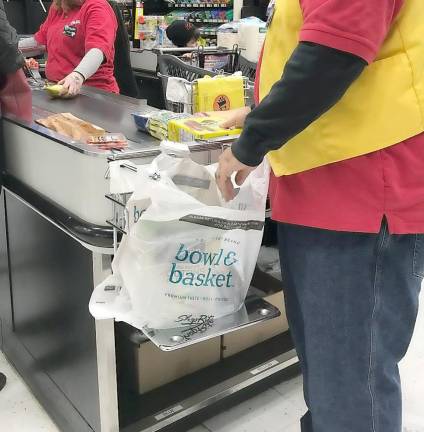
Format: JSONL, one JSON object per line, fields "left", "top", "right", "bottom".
{"left": 216, "top": 1, "right": 424, "bottom": 431}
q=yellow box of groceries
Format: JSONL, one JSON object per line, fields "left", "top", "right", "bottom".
{"left": 168, "top": 115, "right": 241, "bottom": 142}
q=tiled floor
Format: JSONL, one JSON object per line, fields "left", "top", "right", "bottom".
{"left": 1, "top": 290, "right": 423, "bottom": 432}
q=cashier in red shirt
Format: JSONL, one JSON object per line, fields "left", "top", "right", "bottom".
{"left": 20, "top": 0, "right": 119, "bottom": 96}
{"left": 217, "top": 1, "right": 424, "bottom": 431}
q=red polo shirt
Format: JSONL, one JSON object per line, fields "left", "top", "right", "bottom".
{"left": 265, "top": 0, "right": 424, "bottom": 234}
{"left": 35, "top": 0, "right": 119, "bottom": 93}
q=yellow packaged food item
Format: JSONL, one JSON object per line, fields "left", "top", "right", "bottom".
{"left": 168, "top": 115, "right": 241, "bottom": 142}
{"left": 194, "top": 76, "right": 245, "bottom": 113}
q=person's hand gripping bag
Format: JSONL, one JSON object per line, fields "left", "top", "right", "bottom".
{"left": 105, "top": 142, "right": 269, "bottom": 330}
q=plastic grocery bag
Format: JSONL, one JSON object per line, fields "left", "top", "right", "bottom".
{"left": 109, "top": 160, "right": 138, "bottom": 194}
{"left": 90, "top": 143, "right": 269, "bottom": 329}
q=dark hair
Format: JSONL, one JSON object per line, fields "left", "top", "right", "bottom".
{"left": 166, "top": 20, "right": 200, "bottom": 47}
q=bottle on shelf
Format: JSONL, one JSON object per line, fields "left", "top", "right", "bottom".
{"left": 133, "top": 0, "right": 145, "bottom": 48}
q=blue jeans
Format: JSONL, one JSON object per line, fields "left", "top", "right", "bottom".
{"left": 278, "top": 220, "right": 423, "bottom": 432}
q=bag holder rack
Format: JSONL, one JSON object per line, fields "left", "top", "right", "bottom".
{"left": 105, "top": 137, "right": 235, "bottom": 244}
{"left": 103, "top": 140, "right": 283, "bottom": 352}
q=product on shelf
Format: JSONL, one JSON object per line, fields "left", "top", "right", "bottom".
{"left": 200, "top": 25, "right": 218, "bottom": 35}
{"left": 165, "top": 11, "right": 191, "bottom": 24}
{"left": 168, "top": 0, "right": 232, "bottom": 8}
{"left": 238, "top": 16, "right": 266, "bottom": 62}
{"left": 187, "top": 9, "right": 232, "bottom": 23}
{"left": 164, "top": 0, "right": 233, "bottom": 48}
{"left": 216, "top": 21, "right": 239, "bottom": 48}
{"left": 133, "top": 0, "right": 144, "bottom": 47}
{"left": 135, "top": 15, "right": 172, "bottom": 48}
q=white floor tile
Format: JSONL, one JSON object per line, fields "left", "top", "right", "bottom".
{"left": 0, "top": 352, "right": 59, "bottom": 431}
{"left": 403, "top": 415, "right": 424, "bottom": 432}
{"left": 187, "top": 425, "right": 212, "bottom": 432}
{"left": 1, "top": 290, "right": 423, "bottom": 432}
{"left": 401, "top": 290, "right": 424, "bottom": 432}
{"left": 282, "top": 422, "right": 301, "bottom": 432}
{"left": 273, "top": 374, "right": 307, "bottom": 419}
{"left": 203, "top": 387, "right": 301, "bottom": 432}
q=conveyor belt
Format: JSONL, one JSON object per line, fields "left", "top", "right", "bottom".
{"left": 31, "top": 87, "right": 158, "bottom": 146}
{"left": 28, "top": 87, "right": 231, "bottom": 160}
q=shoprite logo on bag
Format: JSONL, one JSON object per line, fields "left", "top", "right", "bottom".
{"left": 213, "top": 95, "right": 231, "bottom": 111}
{"left": 169, "top": 243, "right": 236, "bottom": 288}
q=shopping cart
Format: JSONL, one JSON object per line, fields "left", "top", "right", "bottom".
{"left": 158, "top": 54, "right": 253, "bottom": 113}
{"left": 154, "top": 45, "right": 241, "bottom": 73}
{"left": 158, "top": 54, "right": 218, "bottom": 112}
{"left": 192, "top": 45, "right": 241, "bottom": 73}
{"left": 236, "top": 55, "right": 257, "bottom": 82}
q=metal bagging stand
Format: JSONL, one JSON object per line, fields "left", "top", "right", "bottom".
{"left": 102, "top": 139, "right": 298, "bottom": 432}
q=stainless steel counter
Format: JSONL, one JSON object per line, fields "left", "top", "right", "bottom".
{"left": 32, "top": 87, "right": 156, "bottom": 144}
{"left": 1, "top": 86, "right": 227, "bottom": 227}
{"left": 30, "top": 87, "right": 161, "bottom": 158}
{"left": 2, "top": 86, "right": 164, "bottom": 228}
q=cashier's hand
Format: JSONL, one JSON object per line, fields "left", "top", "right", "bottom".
{"left": 219, "top": 106, "right": 252, "bottom": 129}
{"left": 216, "top": 148, "right": 255, "bottom": 202}
{"left": 58, "top": 72, "right": 84, "bottom": 97}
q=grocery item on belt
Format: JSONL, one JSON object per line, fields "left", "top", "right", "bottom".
{"left": 147, "top": 119, "right": 169, "bottom": 141}
{"left": 44, "top": 84, "right": 65, "bottom": 98}
{"left": 87, "top": 133, "right": 128, "bottom": 149}
{"left": 168, "top": 115, "right": 241, "bottom": 142}
{"left": 36, "top": 112, "right": 105, "bottom": 141}
{"left": 132, "top": 111, "right": 155, "bottom": 132}
{"left": 133, "top": 110, "right": 190, "bottom": 140}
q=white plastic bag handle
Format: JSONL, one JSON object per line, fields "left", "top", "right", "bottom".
{"left": 148, "top": 141, "right": 191, "bottom": 179}
{"left": 160, "top": 141, "right": 190, "bottom": 158}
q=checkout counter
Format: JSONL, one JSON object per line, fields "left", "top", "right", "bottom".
{"left": 0, "top": 86, "right": 298, "bottom": 432}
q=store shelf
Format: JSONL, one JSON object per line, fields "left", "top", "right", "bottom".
{"left": 169, "top": 3, "right": 230, "bottom": 8}
{"left": 189, "top": 18, "right": 229, "bottom": 23}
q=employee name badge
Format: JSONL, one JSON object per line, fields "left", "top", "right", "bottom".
{"left": 63, "top": 20, "right": 80, "bottom": 37}
{"left": 266, "top": 0, "right": 276, "bottom": 27}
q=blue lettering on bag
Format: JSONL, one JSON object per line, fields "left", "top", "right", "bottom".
{"left": 169, "top": 244, "right": 236, "bottom": 288}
